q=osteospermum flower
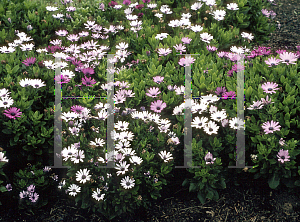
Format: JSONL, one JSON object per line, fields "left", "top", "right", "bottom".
{"left": 265, "top": 57, "right": 281, "bottom": 67}
{"left": 205, "top": 152, "right": 216, "bottom": 165}
{"left": 120, "top": 176, "right": 135, "bottom": 189}
{"left": 22, "top": 57, "right": 36, "bottom": 66}
{"left": 146, "top": 87, "right": 161, "bottom": 98}
{"left": 70, "top": 150, "right": 85, "bottom": 164}
{"left": 115, "top": 121, "right": 129, "bottom": 131}
{"left": 92, "top": 188, "right": 105, "bottom": 201}
{"left": 261, "top": 82, "right": 279, "bottom": 94}
{"left": 200, "top": 33, "right": 213, "bottom": 43}
{"left": 261, "top": 120, "right": 281, "bottom": 134}
{"left": 153, "top": 76, "right": 164, "bottom": 84}
{"left": 0, "top": 152, "right": 9, "bottom": 162}
{"left": 227, "top": 3, "right": 239, "bottom": 10}
{"left": 82, "top": 76, "right": 96, "bottom": 87}
{"left": 3, "top": 107, "right": 22, "bottom": 119}
{"left": 191, "top": 116, "right": 208, "bottom": 129}
{"left": 67, "top": 184, "right": 81, "bottom": 197}
{"left": 158, "top": 48, "right": 172, "bottom": 56}
{"left": 90, "top": 138, "right": 105, "bottom": 147}
{"left": 115, "top": 161, "right": 130, "bottom": 176}
{"left": 229, "top": 117, "right": 245, "bottom": 130}
{"left": 181, "top": 37, "right": 192, "bottom": 44}
{"left": 150, "top": 100, "right": 167, "bottom": 113}
{"left": 203, "top": 120, "right": 220, "bottom": 135}
{"left": 0, "top": 97, "right": 14, "bottom": 108}
{"left": 76, "top": 168, "right": 91, "bottom": 184}
{"left": 279, "top": 52, "right": 298, "bottom": 65}
{"left": 277, "top": 149, "right": 290, "bottom": 163}
{"left": 158, "top": 150, "right": 173, "bottom": 162}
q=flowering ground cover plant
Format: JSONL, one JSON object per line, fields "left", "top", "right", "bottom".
{"left": 0, "top": 0, "right": 299, "bottom": 220}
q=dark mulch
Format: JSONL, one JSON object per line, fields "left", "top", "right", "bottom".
{"left": 252, "top": 0, "right": 300, "bottom": 53}
{"left": 1, "top": 0, "right": 300, "bottom": 221}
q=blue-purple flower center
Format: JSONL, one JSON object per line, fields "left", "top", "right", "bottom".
{"left": 269, "top": 127, "right": 274, "bottom": 130}
{"left": 268, "top": 88, "right": 272, "bottom": 91}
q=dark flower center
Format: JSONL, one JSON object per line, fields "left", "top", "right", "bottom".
{"left": 254, "top": 106, "right": 257, "bottom": 108}
{"left": 68, "top": 152, "right": 72, "bottom": 155}
{"left": 11, "top": 112, "right": 16, "bottom": 116}
{"left": 35, "top": 84, "right": 39, "bottom": 87}
{"left": 268, "top": 88, "right": 272, "bottom": 91}
{"left": 82, "top": 175, "right": 86, "bottom": 179}
{"left": 281, "top": 156, "right": 285, "bottom": 160}
{"left": 77, "top": 156, "right": 80, "bottom": 159}
{"left": 72, "top": 189, "right": 76, "bottom": 192}
{"left": 198, "top": 123, "right": 202, "bottom": 126}
{"left": 3, "top": 102, "right": 7, "bottom": 105}
{"left": 120, "top": 126, "right": 124, "bottom": 128}
{"left": 234, "top": 123, "right": 239, "bottom": 127}
{"left": 126, "top": 182, "right": 131, "bottom": 186}
{"left": 121, "top": 167, "right": 125, "bottom": 171}
{"left": 209, "top": 128, "right": 213, "bottom": 132}
{"left": 157, "top": 107, "right": 161, "bottom": 110}
{"left": 285, "top": 60, "right": 289, "bottom": 63}
{"left": 269, "top": 127, "right": 274, "bottom": 130}
{"left": 217, "top": 117, "right": 221, "bottom": 119}
{"left": 25, "top": 84, "right": 29, "bottom": 87}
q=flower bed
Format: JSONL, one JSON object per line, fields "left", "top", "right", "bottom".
{"left": 0, "top": 0, "right": 299, "bottom": 220}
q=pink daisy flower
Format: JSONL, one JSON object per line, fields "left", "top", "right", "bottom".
{"left": 277, "top": 149, "right": 290, "bottom": 163}
{"left": 150, "top": 100, "right": 167, "bottom": 113}
{"left": 279, "top": 52, "right": 298, "bottom": 65}
{"left": 261, "top": 120, "right": 281, "bottom": 134}
{"left": 265, "top": 57, "right": 281, "bottom": 67}
{"left": 261, "top": 82, "right": 279, "bottom": 94}
{"left": 181, "top": 37, "right": 192, "bottom": 44}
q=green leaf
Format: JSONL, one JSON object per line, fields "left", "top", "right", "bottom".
{"left": 197, "top": 191, "right": 206, "bottom": 204}
{"left": 189, "top": 182, "right": 197, "bottom": 192}
{"left": 268, "top": 173, "right": 280, "bottom": 189}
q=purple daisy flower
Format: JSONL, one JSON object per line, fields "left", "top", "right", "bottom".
{"left": 70, "top": 105, "right": 85, "bottom": 114}
{"left": 123, "top": 0, "right": 131, "bottom": 5}
{"left": 150, "top": 100, "right": 167, "bottom": 113}
{"left": 82, "top": 76, "right": 96, "bottom": 87}
{"left": 81, "top": 67, "right": 95, "bottom": 75}
{"left": 215, "top": 87, "right": 227, "bottom": 96}
{"left": 222, "top": 91, "right": 236, "bottom": 99}
{"left": 22, "top": 57, "right": 36, "bottom": 66}
{"left": 3, "top": 107, "right": 22, "bottom": 119}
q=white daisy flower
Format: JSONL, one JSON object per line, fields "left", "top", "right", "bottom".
{"left": 229, "top": 117, "right": 245, "bottom": 130}
{"left": 70, "top": 150, "right": 85, "bottom": 164}
{"left": 61, "top": 145, "right": 77, "bottom": 161}
{"left": 115, "top": 161, "right": 130, "bottom": 176}
{"left": 210, "top": 110, "right": 227, "bottom": 122}
{"left": 191, "top": 116, "right": 209, "bottom": 129}
{"left": 76, "top": 168, "right": 91, "bottom": 184}
{"left": 203, "top": 120, "right": 220, "bottom": 135}
{"left": 120, "top": 148, "right": 136, "bottom": 157}
{"left": 92, "top": 188, "right": 105, "bottom": 201}
{"left": 158, "top": 150, "right": 173, "bottom": 162}
{"left": 90, "top": 138, "right": 105, "bottom": 147}
{"left": 129, "top": 156, "right": 143, "bottom": 165}
{"left": 67, "top": 184, "right": 81, "bottom": 197}
{"left": 120, "top": 176, "right": 135, "bottom": 189}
